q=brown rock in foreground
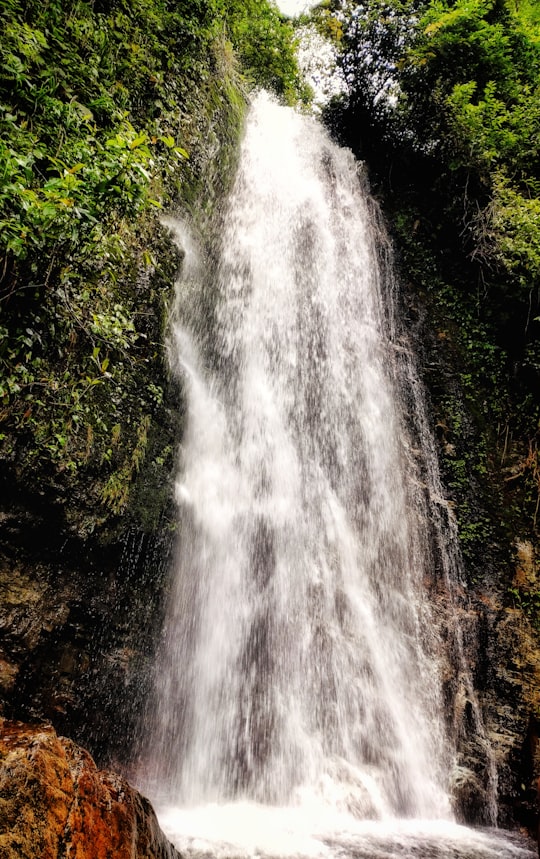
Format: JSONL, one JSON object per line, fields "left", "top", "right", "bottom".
{"left": 0, "top": 719, "right": 181, "bottom": 859}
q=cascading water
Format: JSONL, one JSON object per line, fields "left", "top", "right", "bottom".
{"left": 138, "top": 94, "right": 535, "bottom": 858}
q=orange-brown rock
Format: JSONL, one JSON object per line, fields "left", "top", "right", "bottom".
{"left": 0, "top": 719, "right": 181, "bottom": 859}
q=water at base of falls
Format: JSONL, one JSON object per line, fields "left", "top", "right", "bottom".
{"left": 139, "top": 93, "right": 536, "bottom": 859}
{"left": 155, "top": 806, "right": 535, "bottom": 859}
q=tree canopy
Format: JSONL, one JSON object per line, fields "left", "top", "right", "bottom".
{"left": 335, "top": 0, "right": 540, "bottom": 280}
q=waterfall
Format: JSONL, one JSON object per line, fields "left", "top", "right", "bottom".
{"left": 138, "top": 94, "right": 535, "bottom": 859}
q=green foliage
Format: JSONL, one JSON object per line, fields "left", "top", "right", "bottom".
{"left": 222, "top": 0, "right": 309, "bottom": 103}
{"left": 511, "top": 0, "right": 540, "bottom": 27}
{"left": 334, "top": 0, "right": 540, "bottom": 556}
{"left": 336, "top": 0, "right": 416, "bottom": 136}
{"left": 403, "top": 0, "right": 540, "bottom": 273}
{"left": 481, "top": 177, "right": 540, "bottom": 284}
{"left": 0, "top": 0, "right": 303, "bottom": 526}
{"left": 336, "top": 0, "right": 540, "bottom": 253}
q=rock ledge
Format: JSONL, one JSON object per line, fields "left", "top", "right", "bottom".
{"left": 0, "top": 719, "right": 181, "bottom": 859}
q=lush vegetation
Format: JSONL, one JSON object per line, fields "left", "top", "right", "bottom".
{"left": 0, "top": 0, "right": 304, "bottom": 528}
{"left": 328, "top": 0, "right": 540, "bottom": 586}
{"left": 2, "top": 0, "right": 537, "bottom": 570}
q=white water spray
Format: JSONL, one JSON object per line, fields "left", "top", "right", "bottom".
{"left": 139, "top": 94, "right": 535, "bottom": 859}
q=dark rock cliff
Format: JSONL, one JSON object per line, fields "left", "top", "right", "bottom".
{"left": 0, "top": 484, "right": 173, "bottom": 765}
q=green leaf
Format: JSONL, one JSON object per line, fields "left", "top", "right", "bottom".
{"left": 130, "top": 133, "right": 148, "bottom": 149}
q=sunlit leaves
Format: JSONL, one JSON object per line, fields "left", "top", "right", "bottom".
{"left": 222, "top": 0, "right": 307, "bottom": 103}
{"left": 485, "top": 178, "right": 540, "bottom": 282}
{"left": 0, "top": 0, "right": 302, "bottom": 519}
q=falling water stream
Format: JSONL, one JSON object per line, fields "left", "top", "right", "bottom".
{"left": 139, "top": 95, "right": 535, "bottom": 858}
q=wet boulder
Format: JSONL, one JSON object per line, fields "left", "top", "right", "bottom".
{"left": 0, "top": 719, "right": 180, "bottom": 859}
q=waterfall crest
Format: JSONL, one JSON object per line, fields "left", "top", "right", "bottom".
{"left": 139, "top": 94, "right": 535, "bottom": 859}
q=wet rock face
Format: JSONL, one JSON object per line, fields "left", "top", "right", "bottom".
{"left": 0, "top": 484, "right": 173, "bottom": 768}
{"left": 482, "top": 603, "right": 540, "bottom": 831}
{"left": 0, "top": 720, "right": 180, "bottom": 859}
{"left": 437, "top": 570, "right": 540, "bottom": 832}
